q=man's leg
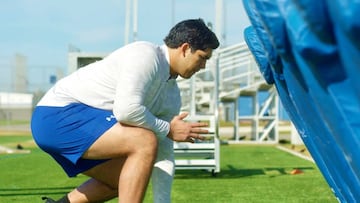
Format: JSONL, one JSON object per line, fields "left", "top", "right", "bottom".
{"left": 65, "top": 122, "right": 158, "bottom": 203}
{"left": 152, "top": 137, "right": 175, "bottom": 203}
{"left": 68, "top": 177, "right": 118, "bottom": 202}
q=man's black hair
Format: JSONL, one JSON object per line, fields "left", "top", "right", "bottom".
{"left": 164, "top": 18, "right": 220, "bottom": 51}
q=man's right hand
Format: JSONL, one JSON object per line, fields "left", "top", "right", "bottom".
{"left": 167, "top": 112, "right": 208, "bottom": 143}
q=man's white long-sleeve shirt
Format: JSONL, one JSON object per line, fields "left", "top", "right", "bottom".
{"left": 38, "top": 41, "right": 181, "bottom": 139}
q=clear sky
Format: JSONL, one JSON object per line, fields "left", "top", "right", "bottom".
{"left": 0, "top": 0, "right": 250, "bottom": 92}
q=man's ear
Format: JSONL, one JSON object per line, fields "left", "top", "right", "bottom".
{"left": 180, "top": 43, "right": 191, "bottom": 57}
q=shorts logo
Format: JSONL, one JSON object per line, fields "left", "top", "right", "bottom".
{"left": 106, "top": 115, "right": 116, "bottom": 121}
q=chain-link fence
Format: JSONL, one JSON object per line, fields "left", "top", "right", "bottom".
{"left": 0, "top": 54, "right": 64, "bottom": 131}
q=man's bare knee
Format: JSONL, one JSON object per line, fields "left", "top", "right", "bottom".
{"left": 131, "top": 128, "right": 158, "bottom": 156}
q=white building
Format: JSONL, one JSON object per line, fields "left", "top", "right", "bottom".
{"left": 0, "top": 92, "right": 33, "bottom": 121}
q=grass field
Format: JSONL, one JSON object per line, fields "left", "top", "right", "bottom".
{"left": 0, "top": 135, "right": 337, "bottom": 203}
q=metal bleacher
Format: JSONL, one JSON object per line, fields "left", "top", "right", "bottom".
{"left": 174, "top": 42, "right": 278, "bottom": 175}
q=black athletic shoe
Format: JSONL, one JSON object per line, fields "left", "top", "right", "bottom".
{"left": 42, "top": 197, "right": 57, "bottom": 203}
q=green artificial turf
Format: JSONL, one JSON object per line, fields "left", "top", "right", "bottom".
{"left": 0, "top": 136, "right": 337, "bottom": 203}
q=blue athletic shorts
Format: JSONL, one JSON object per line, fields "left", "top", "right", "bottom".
{"left": 31, "top": 103, "right": 117, "bottom": 177}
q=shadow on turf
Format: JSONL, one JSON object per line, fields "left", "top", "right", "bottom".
{"left": 0, "top": 186, "right": 74, "bottom": 196}
{"left": 174, "top": 165, "right": 315, "bottom": 179}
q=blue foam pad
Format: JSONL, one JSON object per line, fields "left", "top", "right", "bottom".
{"left": 244, "top": 26, "right": 274, "bottom": 84}
{"left": 243, "top": 0, "right": 360, "bottom": 201}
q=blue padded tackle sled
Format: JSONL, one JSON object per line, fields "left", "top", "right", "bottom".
{"left": 243, "top": 0, "right": 360, "bottom": 202}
